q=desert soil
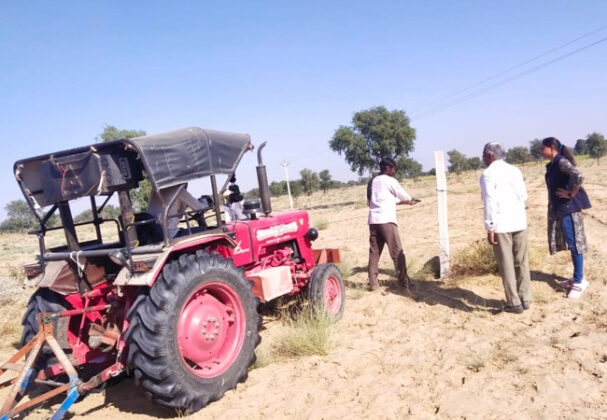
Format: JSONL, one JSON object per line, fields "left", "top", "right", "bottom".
{"left": 1, "top": 159, "right": 606, "bottom": 419}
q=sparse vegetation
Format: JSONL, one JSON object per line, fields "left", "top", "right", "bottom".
{"left": 465, "top": 352, "right": 488, "bottom": 372}
{"left": 276, "top": 306, "right": 333, "bottom": 357}
{"left": 314, "top": 217, "right": 330, "bottom": 230}
{"left": 450, "top": 240, "right": 498, "bottom": 278}
{"left": 250, "top": 345, "right": 278, "bottom": 370}
{"left": 336, "top": 259, "right": 352, "bottom": 280}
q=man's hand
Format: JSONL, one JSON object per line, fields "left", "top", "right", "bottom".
{"left": 408, "top": 198, "right": 421, "bottom": 205}
{"left": 487, "top": 231, "right": 498, "bottom": 245}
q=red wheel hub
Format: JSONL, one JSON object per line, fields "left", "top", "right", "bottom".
{"left": 324, "top": 274, "right": 342, "bottom": 315}
{"left": 177, "top": 281, "right": 246, "bottom": 378}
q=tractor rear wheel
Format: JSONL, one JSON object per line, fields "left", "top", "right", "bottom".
{"left": 307, "top": 263, "right": 345, "bottom": 321}
{"left": 126, "top": 250, "right": 261, "bottom": 413}
{"left": 21, "top": 288, "right": 72, "bottom": 371}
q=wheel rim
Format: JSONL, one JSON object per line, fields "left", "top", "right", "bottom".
{"left": 177, "top": 281, "right": 246, "bottom": 378}
{"left": 323, "top": 274, "right": 342, "bottom": 315}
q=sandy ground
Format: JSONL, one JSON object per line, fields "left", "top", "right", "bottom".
{"left": 1, "top": 158, "right": 606, "bottom": 419}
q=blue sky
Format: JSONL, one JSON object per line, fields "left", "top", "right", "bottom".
{"left": 1, "top": 1, "right": 606, "bottom": 219}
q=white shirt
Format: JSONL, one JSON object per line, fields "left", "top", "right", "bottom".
{"left": 224, "top": 201, "right": 245, "bottom": 222}
{"left": 368, "top": 174, "right": 412, "bottom": 225}
{"left": 480, "top": 159, "right": 528, "bottom": 233}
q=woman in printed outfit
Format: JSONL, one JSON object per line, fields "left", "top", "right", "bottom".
{"left": 541, "top": 137, "right": 591, "bottom": 299}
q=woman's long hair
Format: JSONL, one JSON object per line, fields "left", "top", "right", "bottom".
{"left": 542, "top": 137, "right": 576, "bottom": 166}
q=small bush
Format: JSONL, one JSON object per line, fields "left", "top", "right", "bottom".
{"left": 451, "top": 240, "right": 498, "bottom": 278}
{"left": 336, "top": 259, "right": 351, "bottom": 281}
{"left": 276, "top": 306, "right": 332, "bottom": 357}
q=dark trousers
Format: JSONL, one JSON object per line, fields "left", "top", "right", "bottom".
{"left": 368, "top": 223, "right": 408, "bottom": 287}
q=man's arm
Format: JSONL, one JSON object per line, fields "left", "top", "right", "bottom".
{"left": 389, "top": 178, "right": 414, "bottom": 204}
{"left": 179, "top": 190, "right": 205, "bottom": 211}
{"left": 513, "top": 168, "right": 528, "bottom": 202}
{"left": 480, "top": 172, "right": 498, "bottom": 245}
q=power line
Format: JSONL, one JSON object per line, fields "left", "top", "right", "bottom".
{"left": 410, "top": 24, "right": 607, "bottom": 118}
{"left": 413, "top": 34, "right": 607, "bottom": 121}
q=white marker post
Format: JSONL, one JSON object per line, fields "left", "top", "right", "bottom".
{"left": 434, "top": 151, "right": 450, "bottom": 278}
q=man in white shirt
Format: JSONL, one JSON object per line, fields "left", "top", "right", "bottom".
{"left": 367, "top": 157, "right": 419, "bottom": 291}
{"left": 480, "top": 142, "right": 531, "bottom": 313}
{"left": 223, "top": 188, "right": 246, "bottom": 222}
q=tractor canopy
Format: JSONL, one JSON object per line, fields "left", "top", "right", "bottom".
{"left": 14, "top": 127, "right": 252, "bottom": 209}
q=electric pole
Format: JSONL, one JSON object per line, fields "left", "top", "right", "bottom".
{"left": 281, "top": 160, "right": 294, "bottom": 209}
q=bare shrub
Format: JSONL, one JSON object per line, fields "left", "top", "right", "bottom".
{"left": 451, "top": 240, "right": 498, "bottom": 278}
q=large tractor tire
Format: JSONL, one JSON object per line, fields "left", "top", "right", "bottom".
{"left": 125, "top": 250, "right": 261, "bottom": 413}
{"left": 307, "top": 263, "right": 345, "bottom": 321}
{"left": 20, "top": 288, "right": 72, "bottom": 371}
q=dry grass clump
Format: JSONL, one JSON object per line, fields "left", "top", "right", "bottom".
{"left": 336, "top": 259, "right": 352, "bottom": 281}
{"left": 314, "top": 217, "right": 330, "bottom": 230}
{"left": 250, "top": 345, "right": 278, "bottom": 370}
{"left": 275, "top": 306, "right": 333, "bottom": 357}
{"left": 450, "top": 240, "right": 498, "bottom": 278}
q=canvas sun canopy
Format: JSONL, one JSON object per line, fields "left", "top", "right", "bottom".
{"left": 127, "top": 127, "right": 251, "bottom": 190}
{"left": 14, "top": 127, "right": 252, "bottom": 208}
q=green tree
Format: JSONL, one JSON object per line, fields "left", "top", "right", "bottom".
{"left": 246, "top": 188, "right": 260, "bottom": 199}
{"left": 447, "top": 149, "right": 469, "bottom": 174}
{"left": 329, "top": 106, "right": 416, "bottom": 175}
{"left": 270, "top": 181, "right": 286, "bottom": 196}
{"left": 506, "top": 147, "right": 532, "bottom": 164}
{"left": 0, "top": 200, "right": 57, "bottom": 232}
{"left": 573, "top": 139, "right": 588, "bottom": 156}
{"left": 529, "top": 139, "right": 543, "bottom": 161}
{"left": 396, "top": 157, "right": 423, "bottom": 180}
{"left": 73, "top": 205, "right": 121, "bottom": 223}
{"left": 319, "top": 170, "right": 332, "bottom": 193}
{"left": 99, "top": 125, "right": 150, "bottom": 211}
{"left": 300, "top": 169, "right": 320, "bottom": 196}
{"left": 467, "top": 157, "right": 484, "bottom": 172}
{"left": 97, "top": 125, "right": 145, "bottom": 142}
{"left": 289, "top": 180, "right": 303, "bottom": 204}
{"left": 586, "top": 132, "right": 607, "bottom": 163}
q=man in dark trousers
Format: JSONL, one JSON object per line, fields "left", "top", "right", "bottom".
{"left": 367, "top": 157, "right": 419, "bottom": 291}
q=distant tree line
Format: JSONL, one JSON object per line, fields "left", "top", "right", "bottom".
{"left": 447, "top": 132, "right": 607, "bottom": 173}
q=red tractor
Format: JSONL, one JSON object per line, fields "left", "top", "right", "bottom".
{"left": 0, "top": 127, "right": 344, "bottom": 419}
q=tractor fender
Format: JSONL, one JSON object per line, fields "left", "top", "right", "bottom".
{"left": 113, "top": 233, "right": 237, "bottom": 287}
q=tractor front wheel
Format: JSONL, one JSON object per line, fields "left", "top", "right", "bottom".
{"left": 307, "top": 263, "right": 345, "bottom": 321}
{"left": 126, "top": 250, "right": 261, "bottom": 413}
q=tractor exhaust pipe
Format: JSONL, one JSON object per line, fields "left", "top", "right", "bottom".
{"left": 256, "top": 142, "right": 272, "bottom": 215}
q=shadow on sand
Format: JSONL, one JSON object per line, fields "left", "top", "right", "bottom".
{"left": 73, "top": 376, "right": 175, "bottom": 419}
{"left": 350, "top": 265, "right": 503, "bottom": 313}
{"left": 530, "top": 269, "right": 566, "bottom": 292}
{"left": 388, "top": 279, "right": 504, "bottom": 313}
